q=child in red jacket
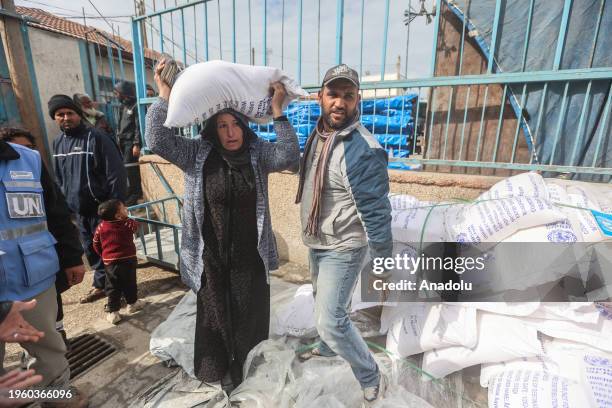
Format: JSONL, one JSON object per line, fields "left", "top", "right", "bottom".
{"left": 93, "top": 199, "right": 143, "bottom": 324}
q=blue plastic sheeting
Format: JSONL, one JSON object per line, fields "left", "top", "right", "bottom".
{"left": 251, "top": 94, "right": 418, "bottom": 170}
{"left": 360, "top": 95, "right": 417, "bottom": 115}
{"left": 445, "top": 0, "right": 611, "bottom": 182}
{"left": 361, "top": 114, "right": 414, "bottom": 135}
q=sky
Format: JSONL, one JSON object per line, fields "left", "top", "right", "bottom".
{"left": 15, "top": 0, "right": 436, "bottom": 87}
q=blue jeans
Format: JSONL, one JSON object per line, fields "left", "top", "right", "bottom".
{"left": 309, "top": 246, "right": 380, "bottom": 389}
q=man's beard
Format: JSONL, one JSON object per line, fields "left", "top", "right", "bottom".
{"left": 322, "top": 108, "right": 357, "bottom": 131}
{"left": 60, "top": 122, "right": 78, "bottom": 132}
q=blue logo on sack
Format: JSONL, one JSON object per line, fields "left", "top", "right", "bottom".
{"left": 584, "top": 355, "right": 612, "bottom": 368}
{"left": 546, "top": 229, "right": 577, "bottom": 243}
{"left": 591, "top": 210, "right": 612, "bottom": 237}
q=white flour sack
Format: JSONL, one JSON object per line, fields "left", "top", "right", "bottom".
{"left": 546, "top": 178, "right": 612, "bottom": 242}
{"left": 522, "top": 303, "right": 612, "bottom": 353}
{"left": 164, "top": 60, "right": 308, "bottom": 127}
{"left": 389, "top": 194, "right": 453, "bottom": 243}
{"left": 421, "top": 312, "right": 542, "bottom": 379}
{"left": 446, "top": 173, "right": 567, "bottom": 244}
{"left": 485, "top": 338, "right": 612, "bottom": 407}
{"left": 384, "top": 303, "right": 477, "bottom": 358}
{"left": 487, "top": 370, "right": 597, "bottom": 408}
{"left": 270, "top": 284, "right": 316, "bottom": 338}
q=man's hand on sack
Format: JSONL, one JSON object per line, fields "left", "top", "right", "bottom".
{"left": 154, "top": 60, "right": 172, "bottom": 102}
{"left": 270, "top": 82, "right": 287, "bottom": 118}
{"left": 367, "top": 257, "right": 392, "bottom": 304}
{"left": 0, "top": 369, "right": 43, "bottom": 408}
{"left": 0, "top": 300, "right": 44, "bottom": 343}
{"left": 65, "top": 265, "right": 85, "bottom": 287}
{"left": 132, "top": 145, "right": 141, "bottom": 158}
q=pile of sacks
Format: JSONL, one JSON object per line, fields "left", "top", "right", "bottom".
{"left": 270, "top": 173, "right": 612, "bottom": 407}
{"left": 389, "top": 171, "right": 611, "bottom": 245}
{"left": 384, "top": 302, "right": 612, "bottom": 407}
{"left": 272, "top": 288, "right": 612, "bottom": 407}
{"left": 385, "top": 172, "right": 612, "bottom": 299}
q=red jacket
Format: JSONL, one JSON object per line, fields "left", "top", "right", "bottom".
{"left": 93, "top": 218, "right": 138, "bottom": 265}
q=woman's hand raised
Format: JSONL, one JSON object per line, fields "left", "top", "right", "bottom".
{"left": 270, "top": 81, "right": 287, "bottom": 118}
{"left": 154, "top": 60, "right": 172, "bottom": 102}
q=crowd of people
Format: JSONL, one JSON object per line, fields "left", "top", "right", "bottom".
{"left": 0, "top": 81, "right": 147, "bottom": 407}
{"left": 1, "top": 61, "right": 393, "bottom": 407}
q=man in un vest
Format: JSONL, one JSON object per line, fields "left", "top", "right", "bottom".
{"left": 0, "top": 137, "right": 88, "bottom": 406}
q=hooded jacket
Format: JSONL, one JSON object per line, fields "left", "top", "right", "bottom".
{"left": 52, "top": 123, "right": 127, "bottom": 216}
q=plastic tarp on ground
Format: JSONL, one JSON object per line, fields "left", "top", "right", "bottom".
{"left": 250, "top": 94, "right": 419, "bottom": 171}
{"left": 444, "top": 0, "right": 611, "bottom": 182}
{"left": 139, "top": 278, "right": 486, "bottom": 408}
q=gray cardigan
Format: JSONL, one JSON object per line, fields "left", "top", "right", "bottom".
{"left": 145, "top": 99, "right": 300, "bottom": 292}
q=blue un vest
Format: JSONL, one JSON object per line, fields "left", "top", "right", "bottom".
{"left": 0, "top": 143, "right": 59, "bottom": 301}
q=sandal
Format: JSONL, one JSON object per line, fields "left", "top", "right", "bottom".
{"left": 80, "top": 288, "right": 105, "bottom": 304}
{"left": 297, "top": 347, "right": 333, "bottom": 362}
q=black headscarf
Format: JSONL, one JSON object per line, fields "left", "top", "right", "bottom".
{"left": 202, "top": 109, "right": 257, "bottom": 188}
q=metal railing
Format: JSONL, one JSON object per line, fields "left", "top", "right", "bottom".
{"left": 130, "top": 0, "right": 611, "bottom": 179}
{"left": 128, "top": 195, "right": 183, "bottom": 270}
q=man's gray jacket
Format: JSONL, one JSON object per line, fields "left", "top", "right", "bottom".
{"left": 299, "top": 120, "right": 393, "bottom": 260}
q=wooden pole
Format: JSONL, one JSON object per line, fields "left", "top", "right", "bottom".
{"left": 0, "top": 0, "right": 49, "bottom": 165}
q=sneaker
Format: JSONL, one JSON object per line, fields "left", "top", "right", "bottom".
{"left": 363, "top": 373, "right": 387, "bottom": 407}
{"left": 106, "top": 312, "right": 121, "bottom": 325}
{"left": 79, "top": 288, "right": 105, "bottom": 304}
{"left": 126, "top": 300, "right": 145, "bottom": 314}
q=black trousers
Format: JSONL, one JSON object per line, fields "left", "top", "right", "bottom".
{"left": 75, "top": 214, "right": 105, "bottom": 289}
{"left": 104, "top": 259, "right": 138, "bottom": 312}
{"left": 120, "top": 140, "right": 142, "bottom": 203}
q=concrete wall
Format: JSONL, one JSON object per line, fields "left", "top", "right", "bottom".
{"left": 29, "top": 28, "right": 155, "bottom": 151}
{"left": 29, "top": 28, "right": 86, "bottom": 146}
{"left": 139, "top": 154, "right": 503, "bottom": 266}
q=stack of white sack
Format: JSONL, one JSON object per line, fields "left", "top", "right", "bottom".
{"left": 164, "top": 60, "right": 308, "bottom": 127}
{"left": 382, "top": 172, "right": 612, "bottom": 300}
{"left": 388, "top": 172, "right": 611, "bottom": 246}
{"left": 380, "top": 301, "right": 611, "bottom": 407}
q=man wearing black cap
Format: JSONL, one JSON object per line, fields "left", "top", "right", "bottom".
{"left": 295, "top": 64, "right": 392, "bottom": 406}
{"left": 114, "top": 81, "right": 142, "bottom": 206}
{"left": 48, "top": 94, "right": 127, "bottom": 304}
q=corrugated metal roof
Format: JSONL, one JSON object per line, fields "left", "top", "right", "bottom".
{"left": 16, "top": 6, "right": 161, "bottom": 62}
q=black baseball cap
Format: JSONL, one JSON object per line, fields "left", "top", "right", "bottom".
{"left": 322, "top": 64, "right": 360, "bottom": 89}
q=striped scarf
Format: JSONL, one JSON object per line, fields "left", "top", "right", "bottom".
{"left": 295, "top": 113, "right": 359, "bottom": 236}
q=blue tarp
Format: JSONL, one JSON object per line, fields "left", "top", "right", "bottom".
{"left": 251, "top": 94, "right": 418, "bottom": 167}
{"left": 445, "top": 0, "right": 611, "bottom": 182}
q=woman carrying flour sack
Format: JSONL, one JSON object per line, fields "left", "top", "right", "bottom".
{"left": 147, "top": 60, "right": 300, "bottom": 390}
